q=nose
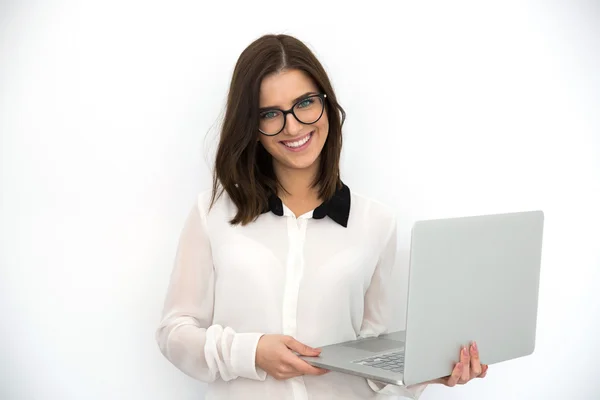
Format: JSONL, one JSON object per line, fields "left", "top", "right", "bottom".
{"left": 282, "top": 112, "right": 303, "bottom": 137}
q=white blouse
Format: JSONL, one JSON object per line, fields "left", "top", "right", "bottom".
{"left": 155, "top": 185, "right": 428, "bottom": 399}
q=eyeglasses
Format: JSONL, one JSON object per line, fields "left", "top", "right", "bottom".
{"left": 258, "top": 93, "right": 327, "bottom": 136}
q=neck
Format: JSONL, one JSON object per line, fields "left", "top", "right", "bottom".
{"left": 274, "top": 161, "right": 321, "bottom": 216}
{"left": 275, "top": 162, "right": 319, "bottom": 199}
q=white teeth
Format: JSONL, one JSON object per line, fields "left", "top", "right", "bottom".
{"left": 283, "top": 133, "right": 311, "bottom": 148}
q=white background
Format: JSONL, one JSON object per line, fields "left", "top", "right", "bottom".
{"left": 1, "top": 1, "right": 599, "bottom": 399}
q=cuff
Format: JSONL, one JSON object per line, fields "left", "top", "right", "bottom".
{"left": 230, "top": 332, "right": 267, "bottom": 381}
{"left": 367, "top": 379, "right": 428, "bottom": 399}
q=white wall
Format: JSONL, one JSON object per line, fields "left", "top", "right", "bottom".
{"left": 1, "top": 1, "right": 598, "bottom": 399}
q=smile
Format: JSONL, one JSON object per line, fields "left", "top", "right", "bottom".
{"left": 280, "top": 131, "right": 314, "bottom": 151}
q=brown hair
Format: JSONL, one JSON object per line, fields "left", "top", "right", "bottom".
{"left": 211, "top": 34, "right": 346, "bottom": 225}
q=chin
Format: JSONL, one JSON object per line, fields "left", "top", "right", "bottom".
{"left": 289, "top": 159, "right": 320, "bottom": 170}
{"left": 274, "top": 150, "right": 319, "bottom": 169}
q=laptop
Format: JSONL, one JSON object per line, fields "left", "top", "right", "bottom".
{"left": 301, "top": 210, "right": 545, "bottom": 386}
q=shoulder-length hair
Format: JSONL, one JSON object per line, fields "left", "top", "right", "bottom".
{"left": 211, "top": 34, "right": 346, "bottom": 225}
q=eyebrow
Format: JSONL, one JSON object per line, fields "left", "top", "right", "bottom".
{"left": 259, "top": 91, "right": 318, "bottom": 112}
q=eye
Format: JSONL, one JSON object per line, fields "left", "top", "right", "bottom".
{"left": 297, "top": 98, "right": 314, "bottom": 109}
{"left": 260, "top": 110, "right": 280, "bottom": 120}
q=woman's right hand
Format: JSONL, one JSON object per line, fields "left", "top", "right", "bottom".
{"left": 255, "top": 334, "right": 329, "bottom": 380}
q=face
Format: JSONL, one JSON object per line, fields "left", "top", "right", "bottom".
{"left": 258, "top": 69, "right": 329, "bottom": 173}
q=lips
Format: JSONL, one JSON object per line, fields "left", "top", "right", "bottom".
{"left": 280, "top": 131, "right": 314, "bottom": 149}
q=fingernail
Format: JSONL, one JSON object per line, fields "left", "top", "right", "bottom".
{"left": 462, "top": 346, "right": 468, "bottom": 357}
{"left": 473, "top": 341, "right": 478, "bottom": 352}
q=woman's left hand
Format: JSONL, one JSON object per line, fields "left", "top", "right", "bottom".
{"left": 431, "top": 342, "right": 488, "bottom": 387}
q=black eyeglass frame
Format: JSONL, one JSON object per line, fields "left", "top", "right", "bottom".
{"left": 258, "top": 93, "right": 327, "bottom": 136}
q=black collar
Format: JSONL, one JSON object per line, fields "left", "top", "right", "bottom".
{"left": 263, "top": 183, "right": 351, "bottom": 228}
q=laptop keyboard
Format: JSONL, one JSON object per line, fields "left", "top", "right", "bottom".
{"left": 352, "top": 351, "right": 405, "bottom": 373}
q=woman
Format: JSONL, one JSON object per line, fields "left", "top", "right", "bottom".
{"left": 155, "top": 34, "right": 488, "bottom": 399}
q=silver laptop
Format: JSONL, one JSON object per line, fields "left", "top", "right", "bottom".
{"left": 301, "top": 210, "right": 544, "bottom": 386}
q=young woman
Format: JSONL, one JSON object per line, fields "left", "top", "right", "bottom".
{"left": 156, "top": 34, "right": 488, "bottom": 399}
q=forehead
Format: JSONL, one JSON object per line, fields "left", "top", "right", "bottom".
{"left": 259, "top": 69, "right": 318, "bottom": 108}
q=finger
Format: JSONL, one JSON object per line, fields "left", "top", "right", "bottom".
{"left": 285, "top": 337, "right": 321, "bottom": 356}
{"left": 470, "top": 341, "right": 482, "bottom": 378}
{"left": 287, "top": 356, "right": 329, "bottom": 376}
{"left": 459, "top": 346, "right": 470, "bottom": 383}
{"left": 445, "top": 363, "right": 463, "bottom": 387}
{"left": 478, "top": 364, "right": 488, "bottom": 378}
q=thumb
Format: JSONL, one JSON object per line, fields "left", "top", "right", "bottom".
{"left": 285, "top": 337, "right": 321, "bottom": 356}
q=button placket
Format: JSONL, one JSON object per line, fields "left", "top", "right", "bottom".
{"left": 281, "top": 216, "right": 307, "bottom": 337}
{"left": 282, "top": 216, "right": 309, "bottom": 400}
